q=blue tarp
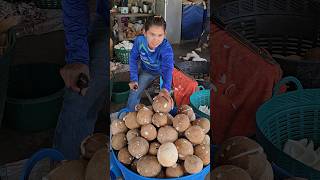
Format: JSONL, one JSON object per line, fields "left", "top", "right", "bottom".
{"left": 181, "top": 4, "right": 205, "bottom": 40}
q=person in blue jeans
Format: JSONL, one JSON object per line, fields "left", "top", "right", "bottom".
{"left": 53, "top": 0, "right": 108, "bottom": 160}
{"left": 127, "top": 16, "right": 175, "bottom": 112}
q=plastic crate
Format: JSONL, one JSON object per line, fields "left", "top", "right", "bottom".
{"left": 256, "top": 76, "right": 320, "bottom": 180}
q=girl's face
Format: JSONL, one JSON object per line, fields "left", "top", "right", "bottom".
{"left": 144, "top": 25, "right": 166, "bottom": 50}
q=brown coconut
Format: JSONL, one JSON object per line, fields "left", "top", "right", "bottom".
{"left": 85, "top": 148, "right": 107, "bottom": 180}
{"left": 184, "top": 155, "right": 203, "bottom": 174}
{"left": 80, "top": 133, "right": 108, "bottom": 159}
{"left": 185, "top": 125, "right": 205, "bottom": 145}
{"left": 128, "top": 136, "right": 149, "bottom": 159}
{"left": 126, "top": 129, "right": 140, "bottom": 142}
{"left": 152, "top": 113, "right": 168, "bottom": 127}
{"left": 135, "top": 103, "right": 146, "bottom": 111}
{"left": 137, "top": 106, "right": 154, "bottom": 125}
{"left": 174, "top": 138, "right": 194, "bottom": 160}
{"left": 195, "top": 144, "right": 210, "bottom": 165}
{"left": 178, "top": 104, "right": 196, "bottom": 121}
{"left": 286, "top": 55, "right": 302, "bottom": 61}
{"left": 131, "top": 159, "right": 139, "bottom": 172}
{"left": 123, "top": 112, "right": 140, "bottom": 129}
{"left": 137, "top": 155, "right": 162, "bottom": 177}
{"left": 167, "top": 113, "right": 174, "bottom": 125}
{"left": 118, "top": 147, "right": 134, "bottom": 165}
{"left": 157, "top": 142, "right": 178, "bottom": 167}
{"left": 152, "top": 95, "right": 173, "bottom": 113}
{"left": 172, "top": 114, "right": 191, "bottom": 132}
{"left": 111, "top": 133, "right": 127, "bottom": 150}
{"left": 140, "top": 124, "right": 157, "bottom": 141}
{"left": 304, "top": 48, "right": 320, "bottom": 61}
{"left": 157, "top": 125, "right": 178, "bottom": 144}
{"left": 192, "top": 118, "right": 210, "bottom": 134}
{"left": 149, "top": 142, "right": 161, "bottom": 155}
{"left": 218, "top": 136, "right": 264, "bottom": 164}
{"left": 165, "top": 164, "right": 184, "bottom": 178}
{"left": 212, "top": 165, "right": 252, "bottom": 180}
{"left": 228, "top": 152, "right": 274, "bottom": 180}
{"left": 111, "top": 120, "right": 128, "bottom": 135}
{"left": 202, "top": 135, "right": 210, "bottom": 145}
{"left": 43, "top": 160, "right": 87, "bottom": 180}
{"left": 156, "top": 169, "right": 166, "bottom": 178}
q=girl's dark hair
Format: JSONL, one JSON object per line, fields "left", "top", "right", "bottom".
{"left": 144, "top": 16, "right": 166, "bottom": 31}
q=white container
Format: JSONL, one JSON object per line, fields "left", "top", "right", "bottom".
{"left": 119, "top": 7, "right": 129, "bottom": 14}
{"left": 131, "top": 6, "right": 139, "bottom": 13}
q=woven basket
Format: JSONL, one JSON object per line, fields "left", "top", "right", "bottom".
{"left": 256, "top": 76, "right": 320, "bottom": 179}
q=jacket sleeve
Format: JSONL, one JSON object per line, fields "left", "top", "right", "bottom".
{"left": 161, "top": 45, "right": 174, "bottom": 91}
{"left": 129, "top": 37, "right": 140, "bottom": 82}
{"left": 62, "top": 0, "right": 90, "bottom": 65}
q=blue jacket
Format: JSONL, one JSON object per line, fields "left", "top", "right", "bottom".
{"left": 62, "top": 0, "right": 107, "bottom": 65}
{"left": 129, "top": 35, "right": 174, "bottom": 91}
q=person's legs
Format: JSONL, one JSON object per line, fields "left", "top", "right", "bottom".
{"left": 126, "top": 71, "right": 158, "bottom": 111}
{"left": 53, "top": 15, "right": 108, "bottom": 160}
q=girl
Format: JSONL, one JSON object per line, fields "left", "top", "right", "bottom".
{"left": 127, "top": 16, "right": 174, "bottom": 111}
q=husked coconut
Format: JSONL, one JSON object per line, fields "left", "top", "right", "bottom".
{"left": 167, "top": 114, "right": 174, "bottom": 125}
{"left": 111, "top": 120, "right": 128, "bottom": 135}
{"left": 192, "top": 118, "right": 210, "bottom": 134}
{"left": 157, "top": 126, "right": 178, "bottom": 144}
{"left": 172, "top": 114, "right": 190, "bottom": 132}
{"left": 202, "top": 135, "right": 210, "bottom": 145}
{"left": 166, "top": 164, "right": 184, "bottom": 178}
{"left": 135, "top": 104, "right": 146, "bottom": 111}
{"left": 80, "top": 133, "right": 108, "bottom": 159}
{"left": 286, "top": 55, "right": 302, "bottom": 61}
{"left": 137, "top": 106, "right": 154, "bottom": 125}
{"left": 228, "top": 152, "right": 274, "bottom": 180}
{"left": 174, "top": 138, "right": 194, "bottom": 160}
{"left": 152, "top": 95, "right": 173, "bottom": 113}
{"left": 157, "top": 142, "right": 178, "bottom": 167}
{"left": 140, "top": 124, "right": 157, "bottom": 141}
{"left": 43, "top": 160, "right": 87, "bottom": 180}
{"left": 185, "top": 125, "right": 205, "bottom": 145}
{"left": 184, "top": 155, "right": 203, "bottom": 174}
{"left": 118, "top": 147, "right": 134, "bottom": 165}
{"left": 123, "top": 112, "right": 140, "bottom": 129}
{"left": 152, "top": 113, "right": 168, "bottom": 127}
{"left": 126, "top": 129, "right": 140, "bottom": 142}
{"left": 195, "top": 144, "right": 210, "bottom": 165}
{"left": 85, "top": 148, "right": 107, "bottom": 180}
{"left": 111, "top": 133, "right": 127, "bottom": 150}
{"left": 178, "top": 105, "right": 196, "bottom": 121}
{"left": 218, "top": 136, "right": 264, "bottom": 164}
{"left": 137, "top": 155, "right": 162, "bottom": 177}
{"left": 212, "top": 165, "right": 252, "bottom": 180}
{"left": 149, "top": 142, "right": 161, "bottom": 155}
{"left": 128, "top": 137, "right": 149, "bottom": 159}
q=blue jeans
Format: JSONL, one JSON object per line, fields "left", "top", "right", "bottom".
{"left": 53, "top": 15, "right": 108, "bottom": 160}
{"left": 127, "top": 71, "right": 159, "bottom": 112}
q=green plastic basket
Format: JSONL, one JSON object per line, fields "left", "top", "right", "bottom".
{"left": 256, "top": 76, "right": 320, "bottom": 180}
{"left": 114, "top": 47, "right": 130, "bottom": 64}
{"left": 111, "top": 81, "right": 130, "bottom": 104}
{"left": 34, "top": 0, "right": 61, "bottom": 9}
{"left": 189, "top": 88, "right": 210, "bottom": 119}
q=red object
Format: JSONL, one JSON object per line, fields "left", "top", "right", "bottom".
{"left": 172, "top": 68, "right": 198, "bottom": 107}
{"left": 211, "top": 22, "right": 283, "bottom": 144}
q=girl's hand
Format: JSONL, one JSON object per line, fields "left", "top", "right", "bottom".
{"left": 129, "top": 81, "right": 139, "bottom": 91}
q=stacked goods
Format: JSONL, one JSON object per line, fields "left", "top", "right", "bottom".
{"left": 111, "top": 93, "right": 211, "bottom": 178}
{"left": 43, "top": 133, "right": 108, "bottom": 180}
{"left": 213, "top": 136, "right": 274, "bottom": 180}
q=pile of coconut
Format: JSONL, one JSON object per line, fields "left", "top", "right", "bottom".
{"left": 42, "top": 133, "right": 108, "bottom": 180}
{"left": 111, "top": 94, "right": 210, "bottom": 178}
{"left": 212, "top": 136, "right": 274, "bottom": 180}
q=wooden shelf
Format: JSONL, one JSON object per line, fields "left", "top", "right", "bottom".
{"left": 113, "top": 13, "right": 154, "bottom": 18}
